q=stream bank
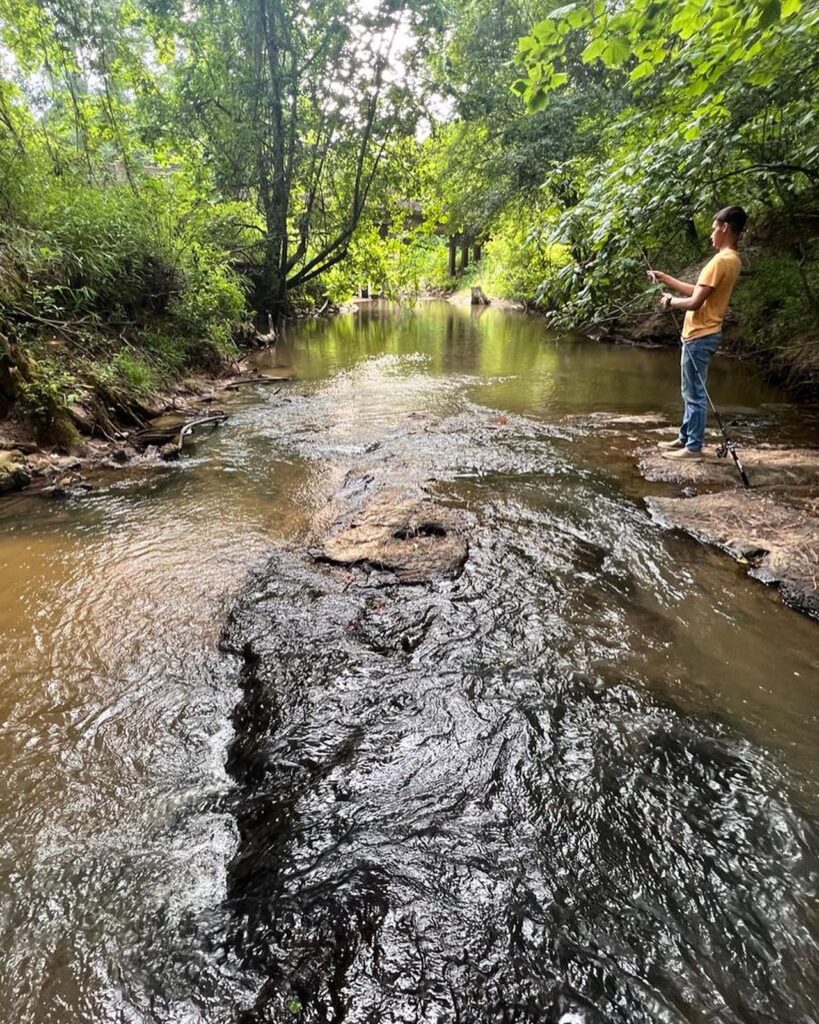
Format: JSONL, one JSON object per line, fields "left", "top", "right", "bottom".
{"left": 0, "top": 356, "right": 292, "bottom": 497}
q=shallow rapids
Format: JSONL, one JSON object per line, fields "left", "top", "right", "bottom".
{"left": 0, "top": 302, "right": 817, "bottom": 1023}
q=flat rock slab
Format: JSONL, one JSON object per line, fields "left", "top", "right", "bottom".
{"left": 315, "top": 487, "right": 467, "bottom": 583}
{"left": 648, "top": 490, "right": 819, "bottom": 618}
{"left": 640, "top": 445, "right": 819, "bottom": 489}
{"left": 575, "top": 411, "right": 671, "bottom": 428}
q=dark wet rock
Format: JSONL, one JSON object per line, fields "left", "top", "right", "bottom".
{"left": 0, "top": 449, "right": 31, "bottom": 493}
{"left": 158, "top": 442, "right": 180, "bottom": 461}
{"left": 42, "top": 484, "right": 82, "bottom": 499}
{"left": 648, "top": 490, "right": 819, "bottom": 618}
{"left": 110, "top": 447, "right": 130, "bottom": 464}
{"left": 41, "top": 484, "right": 68, "bottom": 500}
{"left": 315, "top": 487, "right": 467, "bottom": 583}
{"left": 222, "top": 544, "right": 819, "bottom": 1024}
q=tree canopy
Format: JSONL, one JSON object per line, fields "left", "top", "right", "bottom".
{"left": 1, "top": 0, "right": 817, "bottom": 401}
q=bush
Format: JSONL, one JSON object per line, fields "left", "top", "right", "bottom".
{"left": 0, "top": 151, "right": 249, "bottom": 435}
{"left": 14, "top": 349, "right": 83, "bottom": 444}
{"left": 734, "top": 250, "right": 819, "bottom": 350}
{"left": 168, "top": 250, "right": 245, "bottom": 350}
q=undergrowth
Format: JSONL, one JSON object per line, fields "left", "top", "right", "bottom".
{"left": 0, "top": 154, "right": 250, "bottom": 443}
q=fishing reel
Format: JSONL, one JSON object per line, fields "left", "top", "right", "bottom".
{"left": 715, "top": 437, "right": 752, "bottom": 488}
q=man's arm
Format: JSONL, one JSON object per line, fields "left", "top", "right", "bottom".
{"left": 660, "top": 283, "right": 714, "bottom": 311}
{"left": 647, "top": 270, "right": 695, "bottom": 296}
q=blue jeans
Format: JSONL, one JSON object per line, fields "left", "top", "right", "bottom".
{"left": 678, "top": 332, "right": 720, "bottom": 452}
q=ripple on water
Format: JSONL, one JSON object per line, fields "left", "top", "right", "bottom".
{"left": 223, "top": 532, "right": 819, "bottom": 1023}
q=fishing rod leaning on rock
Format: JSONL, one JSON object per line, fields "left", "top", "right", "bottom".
{"left": 641, "top": 248, "right": 751, "bottom": 489}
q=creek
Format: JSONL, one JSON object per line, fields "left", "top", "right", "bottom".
{"left": 0, "top": 302, "right": 816, "bottom": 1022}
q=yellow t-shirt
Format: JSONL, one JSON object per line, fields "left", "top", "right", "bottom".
{"left": 682, "top": 249, "right": 742, "bottom": 341}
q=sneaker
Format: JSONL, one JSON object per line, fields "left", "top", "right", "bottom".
{"left": 657, "top": 438, "right": 685, "bottom": 450}
{"left": 662, "top": 447, "right": 703, "bottom": 461}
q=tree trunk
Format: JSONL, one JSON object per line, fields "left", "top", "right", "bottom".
{"left": 448, "top": 235, "right": 457, "bottom": 278}
{"left": 460, "top": 237, "right": 469, "bottom": 273}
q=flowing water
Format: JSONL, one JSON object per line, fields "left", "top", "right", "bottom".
{"left": 0, "top": 302, "right": 817, "bottom": 1023}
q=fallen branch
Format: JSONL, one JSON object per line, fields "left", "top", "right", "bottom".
{"left": 130, "top": 412, "right": 228, "bottom": 450}
{"left": 223, "top": 376, "right": 290, "bottom": 391}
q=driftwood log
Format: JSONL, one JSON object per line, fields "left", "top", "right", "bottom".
{"left": 130, "top": 413, "right": 228, "bottom": 452}
{"left": 223, "top": 376, "right": 289, "bottom": 391}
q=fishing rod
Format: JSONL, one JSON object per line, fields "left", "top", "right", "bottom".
{"left": 641, "top": 250, "right": 751, "bottom": 489}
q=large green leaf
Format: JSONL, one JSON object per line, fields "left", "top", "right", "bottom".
{"left": 601, "top": 36, "right": 631, "bottom": 67}
{"left": 580, "top": 37, "right": 607, "bottom": 63}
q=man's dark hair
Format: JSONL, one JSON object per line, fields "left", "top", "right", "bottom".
{"left": 715, "top": 205, "right": 748, "bottom": 234}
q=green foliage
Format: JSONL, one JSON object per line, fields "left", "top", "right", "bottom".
{"left": 16, "top": 356, "right": 81, "bottom": 424}
{"left": 1, "top": 0, "right": 818, "bottom": 412}
{"left": 325, "top": 226, "right": 452, "bottom": 303}
{"left": 108, "top": 350, "right": 154, "bottom": 394}
{"left": 168, "top": 253, "right": 245, "bottom": 351}
{"left": 0, "top": 144, "right": 247, "bottom": 432}
{"left": 734, "top": 250, "right": 819, "bottom": 349}
{"left": 510, "top": 0, "right": 819, "bottom": 334}
{"left": 479, "top": 204, "right": 570, "bottom": 301}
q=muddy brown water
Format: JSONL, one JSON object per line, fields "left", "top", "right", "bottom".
{"left": 0, "top": 302, "right": 817, "bottom": 1023}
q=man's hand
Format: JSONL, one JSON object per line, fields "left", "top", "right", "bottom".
{"left": 647, "top": 270, "right": 696, "bottom": 297}
{"left": 659, "top": 292, "right": 674, "bottom": 310}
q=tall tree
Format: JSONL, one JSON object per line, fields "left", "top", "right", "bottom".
{"left": 146, "top": 0, "right": 436, "bottom": 313}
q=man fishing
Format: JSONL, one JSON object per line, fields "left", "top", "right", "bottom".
{"left": 647, "top": 205, "right": 747, "bottom": 461}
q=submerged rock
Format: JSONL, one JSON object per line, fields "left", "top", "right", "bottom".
{"left": 574, "top": 411, "right": 670, "bottom": 428}
{"left": 222, "top": 542, "right": 819, "bottom": 1023}
{"left": 648, "top": 490, "right": 819, "bottom": 618}
{"left": 216, "top": 351, "right": 819, "bottom": 1022}
{"left": 315, "top": 486, "right": 467, "bottom": 583}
